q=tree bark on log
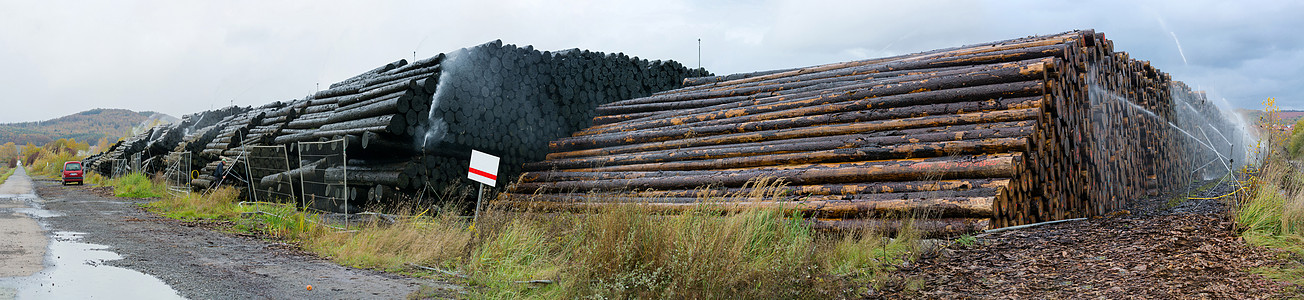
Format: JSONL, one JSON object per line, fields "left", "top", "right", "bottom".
{"left": 546, "top": 108, "right": 1040, "bottom": 159}
{"left": 505, "top": 195, "right": 995, "bottom": 218}
{"left": 515, "top": 153, "right": 1021, "bottom": 191}
{"left": 581, "top": 61, "right": 1049, "bottom": 137}
{"left": 529, "top": 124, "right": 1033, "bottom": 170}
{"left": 559, "top": 90, "right": 1044, "bottom": 150}
{"left": 561, "top": 137, "right": 1027, "bottom": 173}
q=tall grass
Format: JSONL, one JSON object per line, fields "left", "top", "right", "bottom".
{"left": 85, "top": 172, "right": 106, "bottom": 186}
{"left": 125, "top": 175, "right": 922, "bottom": 298}
{"left": 1238, "top": 99, "right": 1304, "bottom": 237}
{"left": 553, "top": 205, "right": 820, "bottom": 298}
{"left": 0, "top": 167, "right": 13, "bottom": 186}
{"left": 144, "top": 186, "right": 243, "bottom": 220}
{"left": 105, "top": 173, "right": 167, "bottom": 198}
{"left": 1237, "top": 99, "right": 1304, "bottom": 288}
{"left": 307, "top": 207, "right": 473, "bottom": 273}
{"left": 1236, "top": 158, "right": 1304, "bottom": 236}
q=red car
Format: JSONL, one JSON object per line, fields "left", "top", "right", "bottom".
{"left": 62, "top": 161, "right": 84, "bottom": 185}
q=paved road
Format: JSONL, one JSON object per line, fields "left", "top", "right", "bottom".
{"left": 0, "top": 168, "right": 457, "bottom": 299}
{"left": 0, "top": 168, "right": 45, "bottom": 278}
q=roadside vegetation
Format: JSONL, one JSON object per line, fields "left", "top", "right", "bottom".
{"left": 1236, "top": 98, "right": 1304, "bottom": 289}
{"left": 10, "top": 118, "right": 933, "bottom": 297}
{"left": 0, "top": 165, "right": 12, "bottom": 186}
{"left": 107, "top": 173, "right": 167, "bottom": 198}
{"left": 111, "top": 173, "right": 931, "bottom": 298}
{"left": 17, "top": 138, "right": 92, "bottom": 177}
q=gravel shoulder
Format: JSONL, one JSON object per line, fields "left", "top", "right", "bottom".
{"left": 31, "top": 178, "right": 459, "bottom": 299}
{"left": 876, "top": 180, "right": 1301, "bottom": 299}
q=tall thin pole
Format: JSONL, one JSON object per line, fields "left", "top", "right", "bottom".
{"left": 343, "top": 139, "right": 348, "bottom": 230}
{"left": 473, "top": 184, "right": 484, "bottom": 228}
{"left": 243, "top": 144, "right": 255, "bottom": 202}
{"left": 697, "top": 38, "right": 702, "bottom": 69}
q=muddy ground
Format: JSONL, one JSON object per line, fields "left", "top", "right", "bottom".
{"left": 29, "top": 178, "right": 460, "bottom": 299}
{"left": 876, "top": 180, "right": 1302, "bottom": 299}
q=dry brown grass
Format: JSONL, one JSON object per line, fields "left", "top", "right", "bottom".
{"left": 143, "top": 176, "right": 927, "bottom": 299}
{"left": 306, "top": 207, "right": 474, "bottom": 272}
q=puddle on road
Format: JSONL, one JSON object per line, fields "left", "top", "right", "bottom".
{"left": 9, "top": 208, "right": 62, "bottom": 219}
{"left": 0, "top": 232, "right": 183, "bottom": 300}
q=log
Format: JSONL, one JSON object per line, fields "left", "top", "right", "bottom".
{"left": 516, "top": 153, "right": 1021, "bottom": 191}
{"left": 582, "top": 60, "right": 1049, "bottom": 136}
{"left": 620, "top": 43, "right": 1065, "bottom": 107}
{"left": 562, "top": 137, "right": 1027, "bottom": 173}
{"left": 328, "top": 95, "right": 404, "bottom": 123}
{"left": 331, "top": 59, "right": 407, "bottom": 89}
{"left": 546, "top": 108, "right": 1040, "bottom": 159}
{"left": 647, "top": 31, "right": 1077, "bottom": 97}
{"left": 318, "top": 115, "right": 405, "bottom": 134}
{"left": 681, "top": 67, "right": 801, "bottom": 86}
{"left": 529, "top": 124, "right": 1034, "bottom": 170}
{"left": 523, "top": 178, "right": 1011, "bottom": 196}
{"left": 561, "top": 89, "right": 1044, "bottom": 150}
{"left": 506, "top": 195, "right": 996, "bottom": 218}
{"left": 602, "top": 63, "right": 984, "bottom": 116}
{"left": 339, "top": 80, "right": 414, "bottom": 107}
{"left": 323, "top": 166, "right": 405, "bottom": 187}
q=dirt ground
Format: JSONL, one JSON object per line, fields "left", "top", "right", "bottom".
{"left": 875, "top": 180, "right": 1302, "bottom": 299}
{"left": 29, "top": 178, "right": 461, "bottom": 299}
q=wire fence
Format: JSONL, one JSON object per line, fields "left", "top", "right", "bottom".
{"left": 163, "top": 151, "right": 192, "bottom": 197}
{"left": 111, "top": 158, "right": 129, "bottom": 178}
{"left": 243, "top": 145, "right": 296, "bottom": 204}
{"left": 297, "top": 139, "right": 349, "bottom": 226}
{"left": 130, "top": 152, "right": 142, "bottom": 173}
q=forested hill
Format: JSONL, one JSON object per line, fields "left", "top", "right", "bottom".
{"left": 0, "top": 109, "right": 176, "bottom": 146}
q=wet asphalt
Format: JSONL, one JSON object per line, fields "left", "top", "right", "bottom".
{"left": 0, "top": 168, "right": 457, "bottom": 299}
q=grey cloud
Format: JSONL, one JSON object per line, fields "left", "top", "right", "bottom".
{"left": 0, "top": 0, "right": 1299, "bottom": 123}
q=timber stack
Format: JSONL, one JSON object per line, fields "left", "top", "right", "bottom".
{"left": 506, "top": 29, "right": 1248, "bottom": 233}
{"left": 87, "top": 40, "right": 707, "bottom": 213}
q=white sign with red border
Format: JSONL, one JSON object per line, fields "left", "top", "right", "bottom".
{"left": 468, "top": 150, "right": 500, "bottom": 187}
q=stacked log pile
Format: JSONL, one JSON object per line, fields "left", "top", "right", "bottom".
{"left": 85, "top": 125, "right": 161, "bottom": 175}
{"left": 84, "top": 106, "right": 251, "bottom": 177}
{"left": 418, "top": 40, "right": 710, "bottom": 194}
{"left": 507, "top": 29, "right": 1248, "bottom": 232}
{"left": 87, "top": 40, "right": 708, "bottom": 213}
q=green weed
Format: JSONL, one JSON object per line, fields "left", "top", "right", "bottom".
{"left": 955, "top": 234, "right": 978, "bottom": 247}
{"left": 106, "top": 173, "right": 166, "bottom": 198}
{"left": 126, "top": 175, "right": 924, "bottom": 298}
{"left": 0, "top": 167, "right": 12, "bottom": 186}
{"left": 1237, "top": 99, "right": 1304, "bottom": 289}
{"left": 143, "top": 186, "right": 243, "bottom": 220}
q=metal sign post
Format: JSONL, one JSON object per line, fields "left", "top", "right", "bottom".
{"left": 467, "top": 150, "right": 500, "bottom": 227}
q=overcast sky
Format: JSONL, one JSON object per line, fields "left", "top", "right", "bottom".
{"left": 1, "top": 0, "right": 1299, "bottom": 122}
